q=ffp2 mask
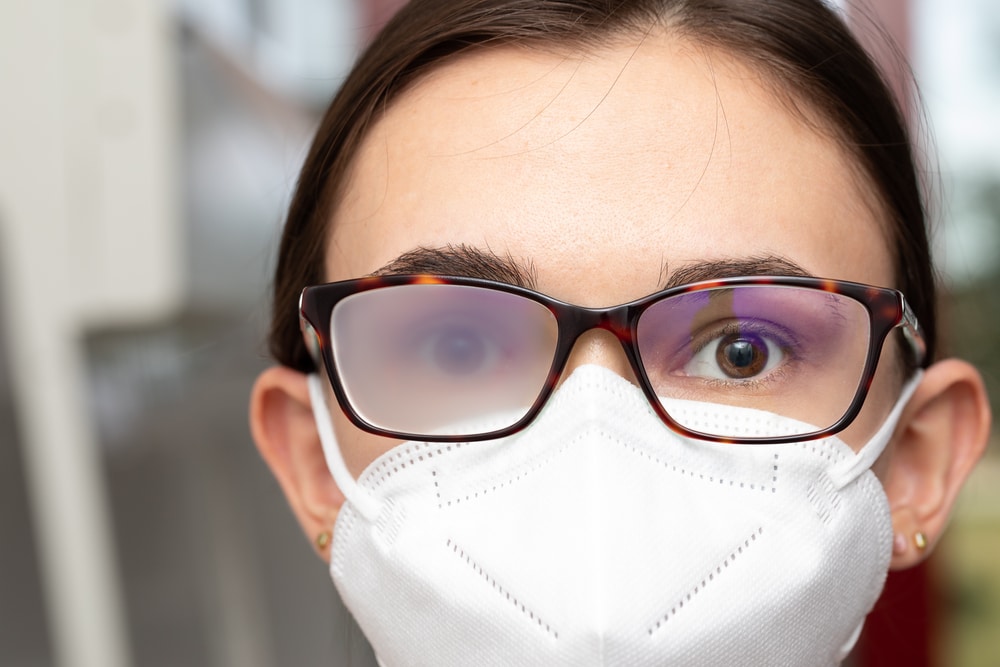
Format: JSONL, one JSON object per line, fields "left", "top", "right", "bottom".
{"left": 310, "top": 364, "right": 919, "bottom": 666}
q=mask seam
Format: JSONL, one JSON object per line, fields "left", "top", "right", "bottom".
{"left": 857, "top": 470, "right": 894, "bottom": 562}
{"left": 330, "top": 502, "right": 357, "bottom": 580}
{"left": 647, "top": 526, "right": 766, "bottom": 637}
{"left": 445, "top": 537, "right": 559, "bottom": 640}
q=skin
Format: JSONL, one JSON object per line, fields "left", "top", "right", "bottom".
{"left": 250, "top": 33, "right": 990, "bottom": 573}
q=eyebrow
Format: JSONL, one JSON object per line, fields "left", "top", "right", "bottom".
{"left": 372, "top": 246, "right": 811, "bottom": 291}
{"left": 663, "top": 255, "right": 812, "bottom": 288}
{"left": 372, "top": 244, "right": 538, "bottom": 288}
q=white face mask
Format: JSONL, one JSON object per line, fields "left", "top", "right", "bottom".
{"left": 309, "top": 364, "right": 920, "bottom": 667}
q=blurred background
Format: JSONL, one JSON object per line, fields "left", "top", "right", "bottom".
{"left": 0, "top": 0, "right": 996, "bottom": 666}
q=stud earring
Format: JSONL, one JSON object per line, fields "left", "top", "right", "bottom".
{"left": 315, "top": 530, "right": 332, "bottom": 551}
{"left": 913, "top": 531, "right": 928, "bottom": 551}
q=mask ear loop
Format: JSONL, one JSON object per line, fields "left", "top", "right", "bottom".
{"left": 308, "top": 374, "right": 382, "bottom": 521}
{"left": 828, "top": 371, "right": 923, "bottom": 489}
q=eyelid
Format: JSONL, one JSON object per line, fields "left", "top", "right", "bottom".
{"left": 678, "top": 321, "right": 795, "bottom": 387}
{"left": 686, "top": 318, "right": 800, "bottom": 356}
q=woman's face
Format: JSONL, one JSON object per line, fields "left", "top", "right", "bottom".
{"left": 324, "top": 34, "right": 902, "bottom": 478}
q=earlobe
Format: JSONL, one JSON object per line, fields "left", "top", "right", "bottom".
{"left": 884, "top": 359, "right": 991, "bottom": 570}
{"left": 249, "top": 365, "right": 345, "bottom": 560}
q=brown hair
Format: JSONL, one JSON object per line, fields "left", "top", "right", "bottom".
{"left": 268, "top": 0, "right": 934, "bottom": 374}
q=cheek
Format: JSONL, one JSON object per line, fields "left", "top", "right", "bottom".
{"left": 836, "top": 340, "right": 905, "bottom": 457}
{"left": 331, "top": 407, "right": 402, "bottom": 480}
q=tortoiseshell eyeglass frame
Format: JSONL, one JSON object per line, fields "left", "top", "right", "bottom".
{"left": 299, "top": 274, "right": 927, "bottom": 445}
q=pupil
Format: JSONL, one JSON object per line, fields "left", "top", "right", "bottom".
{"left": 715, "top": 334, "right": 767, "bottom": 378}
{"left": 434, "top": 329, "right": 486, "bottom": 375}
{"left": 726, "top": 340, "right": 755, "bottom": 368}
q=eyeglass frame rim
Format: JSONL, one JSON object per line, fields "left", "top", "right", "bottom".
{"left": 299, "top": 273, "right": 927, "bottom": 445}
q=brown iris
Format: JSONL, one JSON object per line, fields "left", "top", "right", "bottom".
{"left": 715, "top": 332, "right": 769, "bottom": 379}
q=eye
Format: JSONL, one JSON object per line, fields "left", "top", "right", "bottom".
{"left": 683, "top": 324, "right": 786, "bottom": 381}
{"left": 413, "top": 320, "right": 502, "bottom": 378}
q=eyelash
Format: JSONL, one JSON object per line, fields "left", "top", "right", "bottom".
{"left": 684, "top": 319, "right": 800, "bottom": 382}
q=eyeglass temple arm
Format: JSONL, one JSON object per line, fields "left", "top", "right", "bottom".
{"left": 899, "top": 295, "right": 928, "bottom": 367}
{"left": 298, "top": 290, "right": 324, "bottom": 367}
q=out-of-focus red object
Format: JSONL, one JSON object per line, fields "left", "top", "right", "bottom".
{"left": 856, "top": 556, "right": 938, "bottom": 667}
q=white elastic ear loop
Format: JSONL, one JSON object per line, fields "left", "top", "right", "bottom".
{"left": 307, "top": 374, "right": 381, "bottom": 521}
{"left": 829, "top": 370, "right": 924, "bottom": 489}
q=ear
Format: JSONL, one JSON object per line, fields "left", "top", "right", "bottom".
{"left": 884, "top": 359, "right": 991, "bottom": 570}
{"left": 249, "top": 365, "right": 345, "bottom": 561}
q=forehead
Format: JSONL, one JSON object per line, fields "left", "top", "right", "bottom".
{"left": 327, "top": 33, "right": 893, "bottom": 303}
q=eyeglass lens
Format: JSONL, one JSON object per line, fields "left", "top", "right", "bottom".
{"left": 332, "top": 284, "right": 558, "bottom": 435}
{"left": 636, "top": 286, "right": 870, "bottom": 438}
{"left": 329, "top": 283, "right": 872, "bottom": 439}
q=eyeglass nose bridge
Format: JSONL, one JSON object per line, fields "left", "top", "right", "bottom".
{"left": 547, "top": 302, "right": 647, "bottom": 387}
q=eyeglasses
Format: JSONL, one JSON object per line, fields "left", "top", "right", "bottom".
{"left": 299, "top": 275, "right": 926, "bottom": 444}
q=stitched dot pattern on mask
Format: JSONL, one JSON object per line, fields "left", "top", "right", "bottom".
{"left": 446, "top": 538, "right": 558, "bottom": 639}
{"left": 430, "top": 433, "right": 783, "bottom": 509}
{"left": 432, "top": 438, "right": 576, "bottom": 509}
{"left": 797, "top": 440, "right": 845, "bottom": 463}
{"left": 618, "top": 438, "right": 781, "bottom": 494}
{"left": 358, "top": 394, "right": 848, "bottom": 500}
{"left": 363, "top": 442, "right": 462, "bottom": 489}
{"left": 647, "top": 526, "right": 765, "bottom": 636}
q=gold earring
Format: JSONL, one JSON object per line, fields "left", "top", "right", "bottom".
{"left": 315, "top": 530, "right": 332, "bottom": 551}
{"left": 914, "top": 531, "right": 928, "bottom": 551}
